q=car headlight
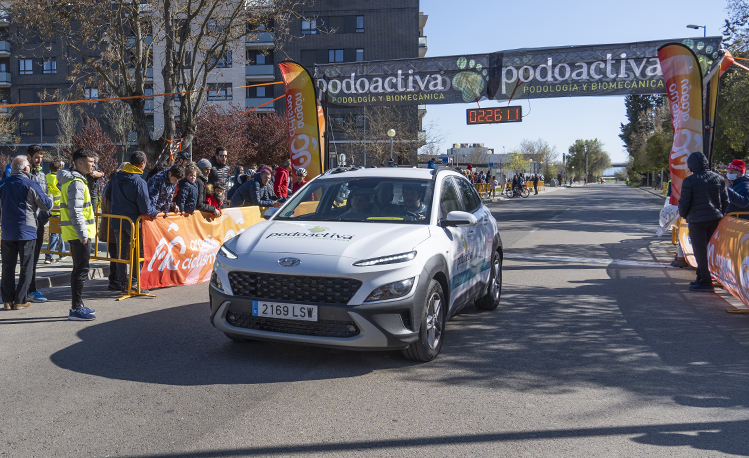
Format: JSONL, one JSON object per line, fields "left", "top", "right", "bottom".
{"left": 218, "top": 245, "right": 238, "bottom": 259}
{"left": 353, "top": 251, "right": 416, "bottom": 267}
{"left": 365, "top": 277, "right": 415, "bottom": 302}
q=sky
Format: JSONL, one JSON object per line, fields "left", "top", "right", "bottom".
{"left": 420, "top": 0, "right": 731, "bottom": 164}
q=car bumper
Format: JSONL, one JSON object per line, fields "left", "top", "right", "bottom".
{"left": 209, "top": 284, "right": 423, "bottom": 351}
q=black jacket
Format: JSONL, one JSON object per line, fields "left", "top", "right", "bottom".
{"left": 231, "top": 175, "right": 275, "bottom": 207}
{"left": 208, "top": 156, "right": 231, "bottom": 189}
{"left": 678, "top": 152, "right": 729, "bottom": 223}
{"left": 727, "top": 175, "right": 749, "bottom": 217}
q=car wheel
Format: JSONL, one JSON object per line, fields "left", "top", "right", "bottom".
{"left": 224, "top": 332, "right": 251, "bottom": 343}
{"left": 402, "top": 279, "right": 445, "bottom": 362}
{"left": 475, "top": 250, "right": 502, "bottom": 310}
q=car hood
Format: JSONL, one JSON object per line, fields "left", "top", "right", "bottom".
{"left": 234, "top": 220, "right": 431, "bottom": 260}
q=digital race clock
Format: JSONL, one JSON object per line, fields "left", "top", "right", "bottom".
{"left": 466, "top": 106, "right": 523, "bottom": 125}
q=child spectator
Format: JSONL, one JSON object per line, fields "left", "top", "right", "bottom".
{"left": 176, "top": 165, "right": 199, "bottom": 215}
{"left": 205, "top": 183, "right": 225, "bottom": 215}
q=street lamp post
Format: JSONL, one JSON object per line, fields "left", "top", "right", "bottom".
{"left": 387, "top": 128, "right": 395, "bottom": 166}
{"left": 687, "top": 24, "right": 706, "bottom": 37}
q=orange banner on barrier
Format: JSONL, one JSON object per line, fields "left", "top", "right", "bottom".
{"left": 677, "top": 218, "right": 697, "bottom": 268}
{"left": 708, "top": 216, "right": 749, "bottom": 307}
{"left": 141, "top": 207, "right": 265, "bottom": 289}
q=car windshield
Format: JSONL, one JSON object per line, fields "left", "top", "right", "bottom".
{"left": 275, "top": 176, "right": 434, "bottom": 224}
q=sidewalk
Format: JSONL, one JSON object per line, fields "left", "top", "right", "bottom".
{"left": 482, "top": 183, "right": 568, "bottom": 203}
{"left": 0, "top": 245, "right": 112, "bottom": 289}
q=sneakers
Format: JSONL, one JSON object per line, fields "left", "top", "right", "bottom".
{"left": 12, "top": 302, "right": 31, "bottom": 310}
{"left": 690, "top": 284, "right": 715, "bottom": 293}
{"left": 29, "top": 291, "right": 47, "bottom": 302}
{"left": 80, "top": 306, "right": 96, "bottom": 315}
{"left": 3, "top": 302, "right": 12, "bottom": 310}
{"left": 107, "top": 282, "right": 121, "bottom": 291}
{"left": 69, "top": 307, "right": 96, "bottom": 321}
{"left": 44, "top": 259, "right": 53, "bottom": 264}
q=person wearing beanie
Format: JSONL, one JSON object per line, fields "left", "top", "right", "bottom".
{"left": 678, "top": 151, "right": 729, "bottom": 292}
{"left": 726, "top": 159, "right": 749, "bottom": 219}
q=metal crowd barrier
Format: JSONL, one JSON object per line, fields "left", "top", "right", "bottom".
{"left": 41, "top": 210, "right": 154, "bottom": 300}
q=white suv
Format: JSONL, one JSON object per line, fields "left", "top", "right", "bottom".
{"left": 209, "top": 166, "right": 502, "bottom": 361}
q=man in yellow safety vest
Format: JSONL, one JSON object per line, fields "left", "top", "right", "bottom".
{"left": 58, "top": 148, "right": 98, "bottom": 321}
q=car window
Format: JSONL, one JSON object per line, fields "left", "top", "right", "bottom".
{"left": 275, "top": 177, "right": 433, "bottom": 224}
{"left": 439, "top": 177, "right": 463, "bottom": 218}
{"left": 454, "top": 177, "right": 481, "bottom": 213}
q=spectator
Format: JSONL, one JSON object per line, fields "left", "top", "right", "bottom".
{"left": 105, "top": 151, "right": 159, "bottom": 295}
{"left": 231, "top": 166, "right": 283, "bottom": 208}
{"left": 291, "top": 167, "right": 308, "bottom": 195}
{"left": 26, "top": 145, "right": 50, "bottom": 303}
{"left": 45, "top": 160, "right": 66, "bottom": 264}
{"left": 231, "top": 166, "right": 245, "bottom": 190}
{"left": 58, "top": 148, "right": 98, "bottom": 321}
{"left": 0, "top": 156, "right": 53, "bottom": 310}
{"left": 208, "top": 146, "right": 231, "bottom": 189}
{"left": 197, "top": 158, "right": 212, "bottom": 180}
{"left": 533, "top": 174, "right": 540, "bottom": 195}
{"left": 427, "top": 158, "right": 435, "bottom": 169}
{"left": 194, "top": 163, "right": 219, "bottom": 217}
{"left": 146, "top": 159, "right": 168, "bottom": 181}
{"left": 148, "top": 164, "right": 185, "bottom": 214}
{"left": 678, "top": 151, "right": 729, "bottom": 293}
{"left": 490, "top": 175, "right": 498, "bottom": 198}
{"left": 274, "top": 159, "right": 293, "bottom": 201}
{"left": 205, "top": 184, "right": 226, "bottom": 213}
{"left": 100, "top": 171, "right": 121, "bottom": 291}
{"left": 1, "top": 162, "right": 10, "bottom": 180}
{"left": 725, "top": 159, "right": 749, "bottom": 219}
{"left": 174, "top": 151, "right": 190, "bottom": 167}
{"left": 500, "top": 174, "right": 507, "bottom": 193}
{"left": 176, "top": 165, "right": 199, "bottom": 215}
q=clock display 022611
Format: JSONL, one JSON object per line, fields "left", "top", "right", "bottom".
{"left": 466, "top": 106, "right": 522, "bottom": 125}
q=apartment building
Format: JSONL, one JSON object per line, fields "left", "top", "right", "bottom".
{"left": 0, "top": 1, "right": 426, "bottom": 162}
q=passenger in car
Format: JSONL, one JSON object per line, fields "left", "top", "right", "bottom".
{"left": 343, "top": 189, "right": 378, "bottom": 220}
{"left": 375, "top": 182, "right": 398, "bottom": 216}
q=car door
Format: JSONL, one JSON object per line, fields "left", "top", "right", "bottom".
{"left": 437, "top": 176, "right": 474, "bottom": 315}
{"left": 453, "top": 176, "right": 493, "bottom": 299}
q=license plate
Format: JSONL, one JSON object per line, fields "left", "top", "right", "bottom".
{"left": 252, "top": 301, "right": 318, "bottom": 322}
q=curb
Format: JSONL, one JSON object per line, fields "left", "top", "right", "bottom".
{"left": 37, "top": 265, "right": 111, "bottom": 289}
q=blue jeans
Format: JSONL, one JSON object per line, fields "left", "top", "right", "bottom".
{"left": 46, "top": 232, "right": 68, "bottom": 260}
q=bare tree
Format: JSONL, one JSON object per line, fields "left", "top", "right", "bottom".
{"left": 517, "top": 138, "right": 559, "bottom": 176}
{"left": 55, "top": 104, "right": 77, "bottom": 160}
{"left": 103, "top": 100, "right": 135, "bottom": 162}
{"left": 0, "top": 108, "right": 20, "bottom": 153}
{"left": 11, "top": 0, "right": 310, "bottom": 162}
{"left": 337, "top": 106, "right": 421, "bottom": 166}
{"left": 465, "top": 146, "right": 489, "bottom": 165}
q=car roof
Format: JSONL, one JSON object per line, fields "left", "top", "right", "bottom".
{"left": 319, "top": 166, "right": 462, "bottom": 180}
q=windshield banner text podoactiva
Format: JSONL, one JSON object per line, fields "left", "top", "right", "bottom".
{"left": 314, "top": 37, "right": 722, "bottom": 107}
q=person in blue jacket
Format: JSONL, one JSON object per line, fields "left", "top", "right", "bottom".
{"left": 104, "top": 151, "right": 159, "bottom": 294}
{"left": 175, "top": 165, "right": 199, "bottom": 215}
{"left": 230, "top": 166, "right": 283, "bottom": 208}
{"left": 0, "top": 156, "right": 53, "bottom": 310}
{"left": 725, "top": 159, "right": 749, "bottom": 219}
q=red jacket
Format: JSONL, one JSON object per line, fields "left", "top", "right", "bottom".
{"left": 274, "top": 166, "right": 290, "bottom": 199}
{"left": 206, "top": 194, "right": 224, "bottom": 210}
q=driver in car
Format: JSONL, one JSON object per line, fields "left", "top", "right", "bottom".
{"left": 343, "top": 188, "right": 378, "bottom": 220}
{"left": 401, "top": 183, "right": 428, "bottom": 221}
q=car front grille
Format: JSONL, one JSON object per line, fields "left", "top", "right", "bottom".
{"left": 226, "top": 312, "right": 360, "bottom": 338}
{"left": 228, "top": 272, "right": 362, "bottom": 305}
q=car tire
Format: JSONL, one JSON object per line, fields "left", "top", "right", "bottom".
{"left": 475, "top": 250, "right": 502, "bottom": 310}
{"left": 224, "top": 332, "right": 251, "bottom": 342}
{"left": 402, "top": 279, "right": 446, "bottom": 362}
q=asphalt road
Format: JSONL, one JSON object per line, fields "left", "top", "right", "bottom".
{"left": 2, "top": 182, "right": 748, "bottom": 457}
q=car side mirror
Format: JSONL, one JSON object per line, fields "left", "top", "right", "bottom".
{"left": 263, "top": 207, "right": 280, "bottom": 219}
{"left": 440, "top": 211, "right": 478, "bottom": 227}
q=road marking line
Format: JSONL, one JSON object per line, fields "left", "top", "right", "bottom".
{"left": 552, "top": 215, "right": 560, "bottom": 219}
{"left": 504, "top": 253, "right": 673, "bottom": 268}
{"left": 530, "top": 227, "right": 539, "bottom": 233}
